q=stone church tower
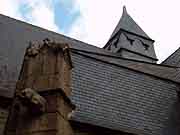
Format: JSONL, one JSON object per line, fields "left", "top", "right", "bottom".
{"left": 104, "top": 6, "right": 158, "bottom": 63}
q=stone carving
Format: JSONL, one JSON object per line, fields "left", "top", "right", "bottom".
{"left": 26, "top": 42, "right": 40, "bottom": 57}
{"left": 5, "top": 40, "right": 74, "bottom": 135}
{"left": 25, "top": 39, "right": 73, "bottom": 71}
{"left": 67, "top": 110, "right": 75, "bottom": 120}
{"left": 26, "top": 38, "right": 70, "bottom": 57}
{"left": 16, "top": 88, "right": 46, "bottom": 115}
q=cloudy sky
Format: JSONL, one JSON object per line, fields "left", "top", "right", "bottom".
{"left": 0, "top": 0, "right": 180, "bottom": 62}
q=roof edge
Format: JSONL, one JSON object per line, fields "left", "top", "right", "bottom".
{"left": 72, "top": 50, "right": 180, "bottom": 84}
{"left": 120, "top": 48, "right": 158, "bottom": 61}
{"left": 71, "top": 48, "right": 177, "bottom": 68}
{"left": 0, "top": 13, "right": 100, "bottom": 50}
{"left": 161, "top": 47, "right": 180, "bottom": 65}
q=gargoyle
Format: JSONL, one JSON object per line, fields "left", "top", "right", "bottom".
{"left": 17, "top": 88, "right": 46, "bottom": 115}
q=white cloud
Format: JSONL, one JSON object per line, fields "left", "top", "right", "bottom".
{"left": 0, "top": 0, "right": 23, "bottom": 20}
{"left": 68, "top": 0, "right": 124, "bottom": 46}
{"left": 1, "top": 0, "right": 180, "bottom": 62}
{"left": 24, "top": 0, "right": 59, "bottom": 32}
{"left": 68, "top": 0, "right": 180, "bottom": 62}
{"left": 21, "top": 0, "right": 60, "bottom": 32}
{"left": 0, "top": 0, "right": 59, "bottom": 33}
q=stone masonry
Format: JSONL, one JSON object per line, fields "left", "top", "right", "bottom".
{"left": 4, "top": 40, "right": 75, "bottom": 135}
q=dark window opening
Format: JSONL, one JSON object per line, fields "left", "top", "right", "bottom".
{"left": 143, "top": 43, "right": 149, "bottom": 50}
{"left": 112, "top": 37, "right": 119, "bottom": 48}
{"left": 139, "top": 40, "right": 149, "bottom": 50}
{"left": 126, "top": 37, "right": 134, "bottom": 45}
{"left": 107, "top": 46, "right": 111, "bottom": 50}
{"left": 128, "top": 38, "right": 134, "bottom": 45}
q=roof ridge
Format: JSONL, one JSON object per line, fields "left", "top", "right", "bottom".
{"left": 71, "top": 48, "right": 179, "bottom": 69}
{"left": 72, "top": 50, "right": 180, "bottom": 84}
{"left": 0, "top": 13, "right": 102, "bottom": 50}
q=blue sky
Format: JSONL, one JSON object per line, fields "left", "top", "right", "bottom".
{"left": 53, "top": 1, "right": 80, "bottom": 33}
{"left": 17, "top": 0, "right": 80, "bottom": 33}
{"left": 1, "top": 0, "right": 180, "bottom": 62}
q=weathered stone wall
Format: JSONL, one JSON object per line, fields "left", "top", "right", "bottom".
{"left": 16, "top": 44, "right": 72, "bottom": 96}
{"left": 0, "top": 108, "right": 8, "bottom": 135}
{"left": 6, "top": 92, "right": 73, "bottom": 135}
{"left": 5, "top": 42, "right": 74, "bottom": 135}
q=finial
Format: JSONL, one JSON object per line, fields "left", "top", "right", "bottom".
{"left": 123, "top": 6, "right": 127, "bottom": 14}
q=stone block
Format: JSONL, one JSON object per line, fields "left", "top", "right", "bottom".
{"left": 44, "top": 94, "right": 58, "bottom": 113}
{"left": 57, "top": 96, "right": 72, "bottom": 120}
{"left": 16, "top": 113, "right": 58, "bottom": 134}
{"left": 57, "top": 113, "right": 73, "bottom": 135}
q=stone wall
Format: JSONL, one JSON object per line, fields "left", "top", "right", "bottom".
{"left": 5, "top": 42, "right": 74, "bottom": 135}
{"left": 0, "top": 108, "right": 8, "bottom": 135}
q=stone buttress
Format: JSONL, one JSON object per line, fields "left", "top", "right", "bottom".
{"left": 4, "top": 40, "right": 75, "bottom": 135}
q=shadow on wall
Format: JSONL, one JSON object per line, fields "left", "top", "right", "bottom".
{"left": 164, "top": 99, "right": 180, "bottom": 135}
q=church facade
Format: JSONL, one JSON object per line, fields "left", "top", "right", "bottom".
{"left": 1, "top": 6, "right": 180, "bottom": 135}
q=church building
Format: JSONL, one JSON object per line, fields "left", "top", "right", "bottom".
{"left": 1, "top": 6, "right": 180, "bottom": 135}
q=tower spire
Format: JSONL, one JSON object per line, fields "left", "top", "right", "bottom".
{"left": 104, "top": 6, "right": 158, "bottom": 63}
{"left": 110, "top": 6, "right": 150, "bottom": 40}
{"left": 123, "top": 6, "right": 127, "bottom": 15}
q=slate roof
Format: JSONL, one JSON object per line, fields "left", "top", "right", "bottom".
{"left": 0, "top": 13, "right": 114, "bottom": 97}
{"left": 0, "top": 13, "right": 140, "bottom": 97}
{"left": 161, "top": 47, "right": 180, "bottom": 67}
{"left": 70, "top": 52, "right": 179, "bottom": 135}
{"left": 71, "top": 50, "right": 180, "bottom": 84}
{"left": 0, "top": 14, "right": 180, "bottom": 135}
{"left": 110, "top": 6, "right": 151, "bottom": 40}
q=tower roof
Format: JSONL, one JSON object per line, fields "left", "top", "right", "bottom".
{"left": 110, "top": 6, "right": 151, "bottom": 39}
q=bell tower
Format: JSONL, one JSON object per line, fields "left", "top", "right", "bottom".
{"left": 104, "top": 6, "right": 158, "bottom": 63}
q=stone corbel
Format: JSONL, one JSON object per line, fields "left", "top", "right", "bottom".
{"left": 16, "top": 88, "right": 47, "bottom": 115}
